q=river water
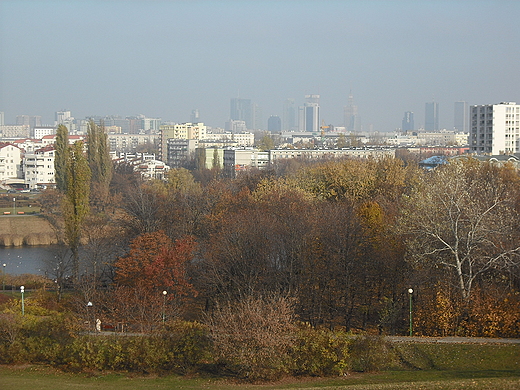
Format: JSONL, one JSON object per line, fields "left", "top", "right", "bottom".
{"left": 0, "top": 245, "right": 63, "bottom": 276}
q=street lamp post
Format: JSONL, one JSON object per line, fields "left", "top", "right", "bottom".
{"left": 21, "top": 285, "right": 25, "bottom": 315}
{"left": 2, "top": 263, "right": 5, "bottom": 291}
{"left": 87, "top": 301, "right": 93, "bottom": 331}
{"left": 13, "top": 197, "right": 16, "bottom": 214}
{"left": 162, "top": 290, "right": 167, "bottom": 324}
{"left": 408, "top": 288, "right": 413, "bottom": 337}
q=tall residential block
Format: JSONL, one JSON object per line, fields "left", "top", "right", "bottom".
{"left": 55, "top": 110, "right": 71, "bottom": 125}
{"left": 159, "top": 122, "right": 206, "bottom": 161}
{"left": 425, "top": 101, "right": 439, "bottom": 131}
{"left": 470, "top": 102, "right": 520, "bottom": 155}
{"left": 402, "top": 111, "right": 414, "bottom": 132}
{"left": 454, "top": 101, "right": 468, "bottom": 132}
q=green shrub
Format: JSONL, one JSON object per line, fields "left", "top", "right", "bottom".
{"left": 164, "top": 320, "right": 212, "bottom": 373}
{"left": 290, "top": 324, "right": 351, "bottom": 376}
{"left": 349, "top": 334, "right": 395, "bottom": 372}
{"left": 65, "top": 325, "right": 212, "bottom": 374}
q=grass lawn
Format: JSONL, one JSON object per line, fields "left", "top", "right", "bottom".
{"left": 0, "top": 365, "right": 519, "bottom": 390}
{"left": 0, "top": 342, "right": 518, "bottom": 389}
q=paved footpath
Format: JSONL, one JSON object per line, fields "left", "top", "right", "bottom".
{"left": 386, "top": 336, "right": 520, "bottom": 344}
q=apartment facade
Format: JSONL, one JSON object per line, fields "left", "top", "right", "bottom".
{"left": 0, "top": 143, "right": 23, "bottom": 182}
{"left": 159, "top": 122, "right": 207, "bottom": 161}
{"left": 23, "top": 146, "right": 55, "bottom": 189}
{"left": 470, "top": 102, "right": 520, "bottom": 155}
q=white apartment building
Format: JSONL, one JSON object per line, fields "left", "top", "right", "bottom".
{"left": 269, "top": 148, "right": 395, "bottom": 162}
{"left": 112, "top": 153, "right": 169, "bottom": 180}
{"left": 0, "top": 125, "right": 30, "bottom": 138}
{"left": 470, "top": 102, "right": 520, "bottom": 155}
{"left": 223, "top": 149, "right": 270, "bottom": 176}
{"left": 33, "top": 126, "right": 56, "bottom": 139}
{"left": 41, "top": 134, "right": 85, "bottom": 146}
{"left": 159, "top": 122, "right": 207, "bottom": 161}
{"left": 23, "top": 146, "right": 56, "bottom": 189}
{"left": 107, "top": 133, "right": 159, "bottom": 153}
{"left": 205, "top": 131, "right": 255, "bottom": 147}
{"left": 0, "top": 143, "right": 23, "bottom": 182}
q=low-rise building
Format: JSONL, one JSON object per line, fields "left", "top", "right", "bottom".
{"left": 0, "top": 125, "right": 30, "bottom": 138}
{"left": 0, "top": 143, "right": 23, "bottom": 183}
{"left": 107, "top": 133, "right": 159, "bottom": 153}
{"left": 223, "top": 149, "right": 270, "bottom": 177}
{"left": 269, "top": 148, "right": 395, "bottom": 162}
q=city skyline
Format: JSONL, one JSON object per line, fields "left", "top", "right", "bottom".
{"left": 1, "top": 1, "right": 519, "bottom": 131}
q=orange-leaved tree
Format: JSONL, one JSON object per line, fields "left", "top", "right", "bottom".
{"left": 112, "top": 231, "right": 197, "bottom": 326}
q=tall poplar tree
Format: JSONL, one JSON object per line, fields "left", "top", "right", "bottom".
{"left": 54, "top": 124, "right": 69, "bottom": 191}
{"left": 63, "top": 141, "right": 91, "bottom": 281}
{"left": 87, "top": 119, "right": 112, "bottom": 199}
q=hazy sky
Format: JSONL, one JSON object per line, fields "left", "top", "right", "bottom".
{"left": 1, "top": 0, "right": 519, "bottom": 131}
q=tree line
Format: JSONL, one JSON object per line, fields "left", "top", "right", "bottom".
{"left": 43, "top": 140, "right": 520, "bottom": 337}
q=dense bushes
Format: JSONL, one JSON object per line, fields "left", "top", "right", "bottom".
{"left": 0, "top": 306, "right": 364, "bottom": 380}
{"left": 291, "top": 325, "right": 351, "bottom": 376}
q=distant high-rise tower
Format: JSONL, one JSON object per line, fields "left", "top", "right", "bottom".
{"left": 402, "top": 111, "right": 414, "bottom": 132}
{"left": 425, "top": 101, "right": 439, "bottom": 131}
{"left": 454, "top": 101, "right": 468, "bottom": 132}
{"left": 299, "top": 94, "right": 320, "bottom": 132}
{"left": 55, "top": 110, "right": 71, "bottom": 125}
{"left": 0, "top": 112, "right": 4, "bottom": 126}
{"left": 267, "top": 115, "right": 281, "bottom": 132}
{"left": 16, "top": 115, "right": 30, "bottom": 126}
{"left": 190, "top": 109, "right": 200, "bottom": 123}
{"left": 344, "top": 93, "right": 361, "bottom": 132}
{"left": 230, "top": 98, "right": 253, "bottom": 129}
{"left": 282, "top": 99, "right": 296, "bottom": 131}
{"left": 252, "top": 103, "right": 263, "bottom": 130}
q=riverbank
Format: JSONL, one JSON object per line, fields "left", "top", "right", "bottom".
{"left": 0, "top": 215, "right": 57, "bottom": 247}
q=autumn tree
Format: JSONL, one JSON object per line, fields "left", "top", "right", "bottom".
{"left": 206, "top": 294, "right": 296, "bottom": 381}
{"left": 87, "top": 119, "right": 113, "bottom": 206}
{"left": 62, "top": 141, "right": 91, "bottom": 281}
{"left": 123, "top": 182, "right": 165, "bottom": 235}
{"left": 54, "top": 124, "right": 69, "bottom": 192}
{"left": 398, "top": 159, "right": 520, "bottom": 301}
{"left": 113, "top": 231, "right": 197, "bottom": 326}
{"left": 257, "top": 132, "right": 275, "bottom": 151}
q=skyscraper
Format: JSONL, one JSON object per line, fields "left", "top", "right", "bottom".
{"left": 425, "top": 101, "right": 439, "bottom": 131}
{"left": 299, "top": 94, "right": 320, "bottom": 132}
{"left": 282, "top": 99, "right": 296, "bottom": 131}
{"left": 402, "top": 111, "right": 414, "bottom": 132}
{"left": 267, "top": 115, "right": 281, "bottom": 132}
{"left": 344, "top": 93, "right": 361, "bottom": 132}
{"left": 230, "top": 98, "right": 253, "bottom": 129}
{"left": 454, "top": 101, "right": 468, "bottom": 132}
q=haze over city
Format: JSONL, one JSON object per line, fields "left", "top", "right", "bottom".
{"left": 1, "top": 0, "right": 519, "bottom": 131}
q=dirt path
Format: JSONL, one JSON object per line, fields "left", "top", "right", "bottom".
{"left": 387, "top": 336, "right": 520, "bottom": 344}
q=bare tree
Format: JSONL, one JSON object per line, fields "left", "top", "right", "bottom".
{"left": 398, "top": 159, "right": 520, "bottom": 301}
